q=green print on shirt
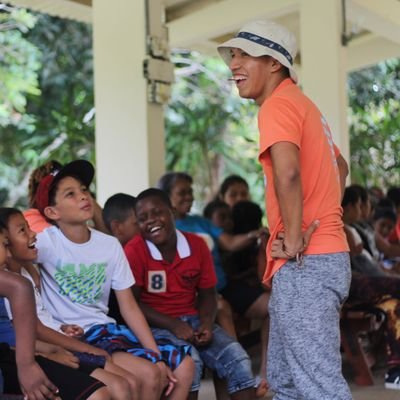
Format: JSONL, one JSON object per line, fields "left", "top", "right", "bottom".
{"left": 55, "top": 261, "right": 107, "bottom": 304}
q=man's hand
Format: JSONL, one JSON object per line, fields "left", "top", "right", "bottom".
{"left": 271, "top": 220, "right": 320, "bottom": 259}
{"left": 193, "top": 324, "right": 213, "bottom": 346}
{"left": 170, "top": 319, "right": 194, "bottom": 341}
{"left": 18, "top": 361, "right": 59, "bottom": 400}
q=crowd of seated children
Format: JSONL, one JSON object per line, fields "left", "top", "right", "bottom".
{"left": 16, "top": 160, "right": 195, "bottom": 400}
{"left": 102, "top": 190, "right": 267, "bottom": 398}
{"left": 157, "top": 172, "right": 270, "bottom": 394}
{"left": 124, "top": 188, "right": 258, "bottom": 400}
{"left": 350, "top": 184, "right": 400, "bottom": 270}
{"left": 0, "top": 207, "right": 142, "bottom": 399}
{"left": 0, "top": 218, "right": 111, "bottom": 400}
{"left": 341, "top": 185, "right": 400, "bottom": 390}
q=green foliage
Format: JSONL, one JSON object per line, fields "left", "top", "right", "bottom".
{"left": 165, "top": 51, "right": 264, "bottom": 211}
{"left": 348, "top": 59, "right": 400, "bottom": 189}
{"left": 0, "top": 4, "right": 40, "bottom": 129}
{"left": 0, "top": 5, "right": 94, "bottom": 207}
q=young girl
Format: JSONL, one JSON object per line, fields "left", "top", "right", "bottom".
{"left": 1, "top": 207, "right": 138, "bottom": 399}
{"left": 218, "top": 175, "right": 251, "bottom": 209}
{"left": 0, "top": 218, "right": 110, "bottom": 400}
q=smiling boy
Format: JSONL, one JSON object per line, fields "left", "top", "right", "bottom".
{"left": 125, "top": 188, "right": 257, "bottom": 400}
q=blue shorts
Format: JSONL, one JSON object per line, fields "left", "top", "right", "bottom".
{"left": 152, "top": 315, "right": 255, "bottom": 393}
{"left": 84, "top": 323, "right": 191, "bottom": 370}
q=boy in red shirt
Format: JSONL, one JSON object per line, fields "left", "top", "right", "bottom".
{"left": 125, "top": 188, "right": 256, "bottom": 400}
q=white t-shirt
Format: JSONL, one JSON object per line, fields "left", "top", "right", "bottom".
{"left": 36, "top": 226, "right": 135, "bottom": 332}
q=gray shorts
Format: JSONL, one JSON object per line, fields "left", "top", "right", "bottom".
{"left": 267, "top": 252, "right": 352, "bottom": 400}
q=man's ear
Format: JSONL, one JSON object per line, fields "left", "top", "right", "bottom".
{"left": 270, "top": 58, "right": 284, "bottom": 73}
{"left": 44, "top": 206, "right": 59, "bottom": 222}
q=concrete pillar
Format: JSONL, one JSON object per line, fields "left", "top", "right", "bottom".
{"left": 299, "top": 0, "right": 350, "bottom": 165}
{"left": 92, "top": 0, "right": 167, "bottom": 203}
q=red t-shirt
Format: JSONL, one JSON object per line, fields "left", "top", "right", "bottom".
{"left": 258, "top": 79, "right": 349, "bottom": 285}
{"left": 124, "top": 230, "right": 217, "bottom": 318}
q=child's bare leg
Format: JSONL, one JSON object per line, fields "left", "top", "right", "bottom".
{"left": 104, "top": 360, "right": 140, "bottom": 398}
{"left": 87, "top": 386, "right": 111, "bottom": 400}
{"left": 111, "top": 351, "right": 162, "bottom": 400}
{"left": 167, "top": 355, "right": 195, "bottom": 400}
{"left": 91, "top": 368, "right": 132, "bottom": 400}
{"left": 244, "top": 291, "right": 270, "bottom": 397}
{"left": 213, "top": 373, "right": 229, "bottom": 400}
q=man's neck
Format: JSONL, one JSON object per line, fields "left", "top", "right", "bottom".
{"left": 258, "top": 76, "right": 290, "bottom": 106}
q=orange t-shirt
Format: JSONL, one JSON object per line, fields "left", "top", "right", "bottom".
{"left": 23, "top": 208, "right": 51, "bottom": 233}
{"left": 258, "top": 79, "right": 349, "bottom": 286}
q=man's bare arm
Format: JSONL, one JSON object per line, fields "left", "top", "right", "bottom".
{"left": 269, "top": 141, "right": 303, "bottom": 256}
{"left": 336, "top": 154, "right": 349, "bottom": 201}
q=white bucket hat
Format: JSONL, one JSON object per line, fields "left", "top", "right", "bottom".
{"left": 218, "top": 20, "right": 298, "bottom": 83}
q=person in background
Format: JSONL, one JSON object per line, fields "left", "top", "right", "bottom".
{"left": 218, "top": 175, "right": 250, "bottom": 209}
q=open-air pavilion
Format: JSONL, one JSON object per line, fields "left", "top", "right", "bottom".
{"left": 4, "top": 1, "right": 400, "bottom": 398}
{"left": 7, "top": 0, "right": 400, "bottom": 203}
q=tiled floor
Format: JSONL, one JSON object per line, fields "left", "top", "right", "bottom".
{"left": 198, "top": 345, "right": 399, "bottom": 399}
{"left": 199, "top": 368, "right": 399, "bottom": 399}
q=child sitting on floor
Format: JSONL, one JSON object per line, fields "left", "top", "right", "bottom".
{"left": 125, "top": 188, "right": 258, "bottom": 400}
{"left": 33, "top": 159, "right": 194, "bottom": 400}
{"left": 0, "top": 218, "right": 110, "bottom": 400}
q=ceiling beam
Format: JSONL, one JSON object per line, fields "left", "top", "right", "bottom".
{"left": 347, "top": 0, "right": 400, "bottom": 45}
{"left": 347, "top": 33, "right": 400, "bottom": 71}
{"left": 168, "top": 0, "right": 299, "bottom": 48}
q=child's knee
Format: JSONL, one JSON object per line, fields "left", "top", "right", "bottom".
{"left": 176, "top": 355, "right": 196, "bottom": 381}
{"left": 108, "top": 375, "right": 131, "bottom": 399}
{"left": 141, "top": 361, "right": 162, "bottom": 390}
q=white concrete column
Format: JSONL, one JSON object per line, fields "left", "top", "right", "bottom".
{"left": 299, "top": 0, "right": 350, "bottom": 164}
{"left": 92, "top": 0, "right": 166, "bottom": 203}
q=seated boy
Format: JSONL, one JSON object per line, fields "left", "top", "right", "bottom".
{"left": 102, "top": 193, "right": 139, "bottom": 246}
{"left": 34, "top": 160, "right": 194, "bottom": 400}
{"left": 125, "top": 188, "right": 256, "bottom": 400}
{"left": 102, "top": 193, "right": 139, "bottom": 323}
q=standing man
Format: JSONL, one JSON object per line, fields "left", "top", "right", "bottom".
{"left": 218, "top": 20, "right": 352, "bottom": 400}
